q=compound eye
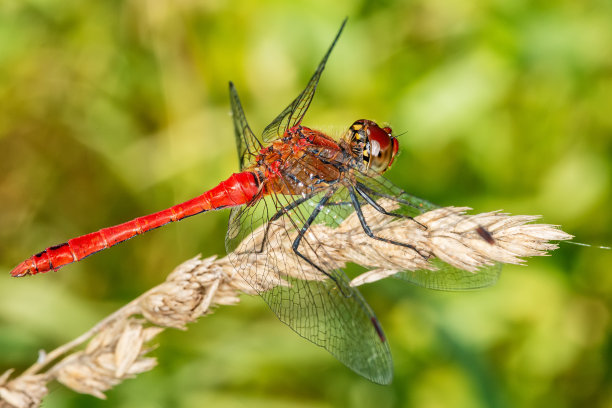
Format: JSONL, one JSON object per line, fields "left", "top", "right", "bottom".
{"left": 388, "top": 137, "right": 399, "bottom": 167}
{"left": 370, "top": 139, "right": 381, "bottom": 157}
{"left": 365, "top": 122, "right": 399, "bottom": 173}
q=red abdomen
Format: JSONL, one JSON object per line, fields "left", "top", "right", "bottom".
{"left": 11, "top": 172, "right": 259, "bottom": 277}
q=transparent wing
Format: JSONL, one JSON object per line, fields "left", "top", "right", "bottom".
{"left": 229, "top": 81, "right": 262, "bottom": 170}
{"left": 261, "top": 19, "right": 347, "bottom": 142}
{"left": 395, "top": 260, "right": 502, "bottom": 291}
{"left": 225, "top": 182, "right": 393, "bottom": 385}
{"left": 353, "top": 172, "right": 439, "bottom": 217}
{"left": 353, "top": 171, "right": 503, "bottom": 290}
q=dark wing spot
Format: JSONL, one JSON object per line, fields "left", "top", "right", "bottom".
{"left": 371, "top": 317, "right": 386, "bottom": 342}
{"left": 476, "top": 226, "right": 495, "bottom": 245}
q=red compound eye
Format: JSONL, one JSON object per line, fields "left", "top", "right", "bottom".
{"left": 388, "top": 137, "right": 399, "bottom": 168}
{"left": 367, "top": 124, "right": 392, "bottom": 152}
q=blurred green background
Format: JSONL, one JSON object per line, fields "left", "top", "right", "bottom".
{"left": 1, "top": 0, "right": 611, "bottom": 407}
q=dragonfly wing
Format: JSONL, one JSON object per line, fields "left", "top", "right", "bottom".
{"left": 261, "top": 19, "right": 347, "bottom": 142}
{"left": 353, "top": 171, "right": 503, "bottom": 290}
{"left": 226, "top": 187, "right": 393, "bottom": 384}
{"left": 395, "top": 261, "right": 502, "bottom": 291}
{"left": 229, "top": 81, "right": 262, "bottom": 170}
{"left": 354, "top": 171, "right": 439, "bottom": 217}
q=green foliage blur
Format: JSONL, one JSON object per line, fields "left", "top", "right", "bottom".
{"left": 1, "top": 1, "right": 611, "bottom": 407}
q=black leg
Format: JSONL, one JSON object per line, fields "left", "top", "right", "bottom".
{"left": 356, "top": 182, "right": 494, "bottom": 244}
{"left": 290, "top": 190, "right": 348, "bottom": 295}
{"left": 355, "top": 181, "right": 426, "bottom": 211}
{"left": 349, "top": 188, "right": 429, "bottom": 260}
{"left": 323, "top": 200, "right": 352, "bottom": 207}
{"left": 257, "top": 193, "right": 353, "bottom": 253}
{"left": 355, "top": 185, "right": 427, "bottom": 230}
{"left": 256, "top": 194, "right": 314, "bottom": 253}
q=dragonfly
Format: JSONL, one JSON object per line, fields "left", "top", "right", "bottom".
{"left": 10, "top": 19, "right": 500, "bottom": 384}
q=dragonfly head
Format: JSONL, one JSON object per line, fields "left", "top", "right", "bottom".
{"left": 347, "top": 119, "right": 399, "bottom": 173}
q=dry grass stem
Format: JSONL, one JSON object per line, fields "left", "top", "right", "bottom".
{"left": 0, "top": 206, "right": 572, "bottom": 407}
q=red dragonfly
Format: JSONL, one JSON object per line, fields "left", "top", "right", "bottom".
{"left": 11, "top": 20, "right": 500, "bottom": 383}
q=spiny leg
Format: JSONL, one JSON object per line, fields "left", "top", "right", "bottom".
{"left": 323, "top": 200, "right": 352, "bottom": 207}
{"left": 355, "top": 184, "right": 427, "bottom": 229}
{"left": 356, "top": 181, "right": 425, "bottom": 211}
{"left": 356, "top": 182, "right": 495, "bottom": 244}
{"left": 259, "top": 193, "right": 352, "bottom": 254}
{"left": 256, "top": 194, "right": 315, "bottom": 253}
{"left": 349, "top": 188, "right": 429, "bottom": 260}
{"left": 291, "top": 190, "right": 349, "bottom": 296}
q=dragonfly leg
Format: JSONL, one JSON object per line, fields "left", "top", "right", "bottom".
{"left": 258, "top": 194, "right": 353, "bottom": 254}
{"left": 355, "top": 185, "right": 427, "bottom": 229}
{"left": 323, "top": 200, "right": 352, "bottom": 207}
{"left": 349, "top": 188, "right": 430, "bottom": 260}
{"left": 355, "top": 182, "right": 495, "bottom": 244}
{"left": 256, "top": 194, "right": 315, "bottom": 253}
{"left": 290, "top": 191, "right": 349, "bottom": 296}
{"left": 356, "top": 182, "right": 426, "bottom": 212}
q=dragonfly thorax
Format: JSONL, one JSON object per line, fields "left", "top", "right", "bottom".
{"left": 255, "top": 126, "right": 353, "bottom": 196}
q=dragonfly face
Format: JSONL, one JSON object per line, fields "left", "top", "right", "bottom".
{"left": 346, "top": 119, "right": 400, "bottom": 174}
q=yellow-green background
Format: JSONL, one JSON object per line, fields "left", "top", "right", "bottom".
{"left": 1, "top": 1, "right": 611, "bottom": 407}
